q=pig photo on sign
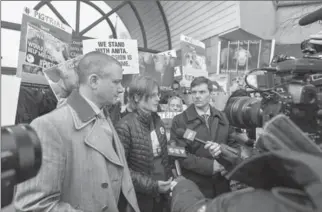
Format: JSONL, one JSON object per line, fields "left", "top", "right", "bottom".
{"left": 44, "top": 56, "right": 82, "bottom": 101}
{"left": 25, "top": 24, "right": 45, "bottom": 66}
{"left": 138, "top": 51, "right": 176, "bottom": 87}
{"left": 182, "top": 44, "right": 206, "bottom": 71}
{"left": 45, "top": 38, "right": 70, "bottom": 64}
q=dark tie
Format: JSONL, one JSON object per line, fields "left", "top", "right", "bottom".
{"left": 202, "top": 114, "right": 210, "bottom": 129}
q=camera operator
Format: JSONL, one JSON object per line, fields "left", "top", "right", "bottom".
{"left": 170, "top": 149, "right": 322, "bottom": 212}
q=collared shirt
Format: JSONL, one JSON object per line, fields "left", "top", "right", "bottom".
{"left": 80, "top": 93, "right": 123, "bottom": 203}
{"left": 195, "top": 105, "right": 211, "bottom": 117}
{"left": 195, "top": 105, "right": 211, "bottom": 129}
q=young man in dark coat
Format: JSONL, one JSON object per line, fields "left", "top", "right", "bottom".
{"left": 170, "top": 76, "right": 236, "bottom": 198}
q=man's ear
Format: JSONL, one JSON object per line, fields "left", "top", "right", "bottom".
{"left": 89, "top": 74, "right": 99, "bottom": 89}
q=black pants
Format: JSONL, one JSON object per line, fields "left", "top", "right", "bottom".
{"left": 137, "top": 193, "right": 170, "bottom": 212}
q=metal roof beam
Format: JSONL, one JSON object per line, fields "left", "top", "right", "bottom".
{"left": 277, "top": 1, "right": 322, "bottom": 9}
{"left": 156, "top": 1, "right": 172, "bottom": 50}
{"left": 79, "top": 1, "right": 129, "bottom": 36}
{"left": 128, "top": 1, "right": 147, "bottom": 48}
{"left": 81, "top": 0, "right": 116, "bottom": 38}
{"left": 1, "top": 21, "right": 21, "bottom": 31}
{"left": 33, "top": 0, "right": 50, "bottom": 11}
{"left": 75, "top": 0, "right": 81, "bottom": 33}
{"left": 0, "top": 21, "right": 92, "bottom": 40}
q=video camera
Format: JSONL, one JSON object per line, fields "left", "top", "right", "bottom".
{"left": 1, "top": 124, "right": 42, "bottom": 208}
{"left": 224, "top": 8, "right": 322, "bottom": 144}
{"left": 225, "top": 55, "right": 322, "bottom": 144}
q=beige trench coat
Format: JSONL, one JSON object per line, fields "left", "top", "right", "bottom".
{"left": 14, "top": 91, "right": 140, "bottom": 212}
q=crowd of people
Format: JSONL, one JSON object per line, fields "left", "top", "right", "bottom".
{"left": 12, "top": 51, "right": 322, "bottom": 212}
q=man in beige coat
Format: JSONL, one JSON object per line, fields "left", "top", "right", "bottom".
{"left": 14, "top": 52, "right": 140, "bottom": 212}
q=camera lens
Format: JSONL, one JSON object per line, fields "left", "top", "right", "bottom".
{"left": 1, "top": 124, "right": 42, "bottom": 183}
{"left": 224, "top": 96, "right": 263, "bottom": 129}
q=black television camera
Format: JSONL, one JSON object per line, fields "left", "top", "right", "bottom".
{"left": 224, "top": 55, "right": 322, "bottom": 145}
{"left": 1, "top": 124, "right": 42, "bottom": 208}
{"left": 224, "top": 6, "right": 322, "bottom": 145}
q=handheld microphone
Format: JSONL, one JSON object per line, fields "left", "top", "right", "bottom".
{"left": 167, "top": 145, "right": 187, "bottom": 176}
{"left": 176, "top": 128, "right": 239, "bottom": 155}
{"left": 175, "top": 128, "right": 241, "bottom": 169}
{"left": 299, "top": 7, "right": 322, "bottom": 26}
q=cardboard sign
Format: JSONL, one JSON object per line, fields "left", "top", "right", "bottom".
{"left": 83, "top": 39, "right": 139, "bottom": 75}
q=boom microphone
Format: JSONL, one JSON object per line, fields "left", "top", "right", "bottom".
{"left": 299, "top": 7, "right": 322, "bottom": 26}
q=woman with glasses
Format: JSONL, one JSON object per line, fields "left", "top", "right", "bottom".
{"left": 115, "top": 76, "right": 174, "bottom": 212}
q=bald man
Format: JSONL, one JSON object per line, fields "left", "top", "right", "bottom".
{"left": 14, "top": 51, "right": 140, "bottom": 212}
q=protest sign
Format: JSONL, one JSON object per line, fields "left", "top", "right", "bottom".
{"left": 180, "top": 34, "right": 208, "bottom": 88}
{"left": 15, "top": 7, "right": 73, "bottom": 124}
{"left": 209, "top": 74, "right": 229, "bottom": 94}
{"left": 218, "top": 39, "right": 275, "bottom": 74}
{"left": 83, "top": 39, "right": 139, "bottom": 75}
{"left": 158, "top": 111, "right": 181, "bottom": 119}
{"left": 157, "top": 49, "right": 177, "bottom": 58}
{"left": 43, "top": 56, "right": 83, "bottom": 103}
{"left": 17, "top": 7, "right": 73, "bottom": 78}
{"left": 69, "top": 32, "right": 83, "bottom": 58}
{"left": 158, "top": 111, "right": 182, "bottom": 141}
{"left": 208, "top": 74, "right": 230, "bottom": 110}
{"left": 217, "top": 39, "right": 275, "bottom": 95}
{"left": 138, "top": 49, "right": 178, "bottom": 87}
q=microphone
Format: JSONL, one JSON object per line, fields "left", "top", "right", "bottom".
{"left": 176, "top": 128, "right": 239, "bottom": 155}
{"left": 175, "top": 128, "right": 241, "bottom": 169}
{"left": 299, "top": 7, "right": 322, "bottom": 26}
{"left": 167, "top": 144, "right": 187, "bottom": 176}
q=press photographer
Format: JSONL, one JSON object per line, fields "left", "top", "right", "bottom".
{"left": 1, "top": 124, "right": 42, "bottom": 208}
